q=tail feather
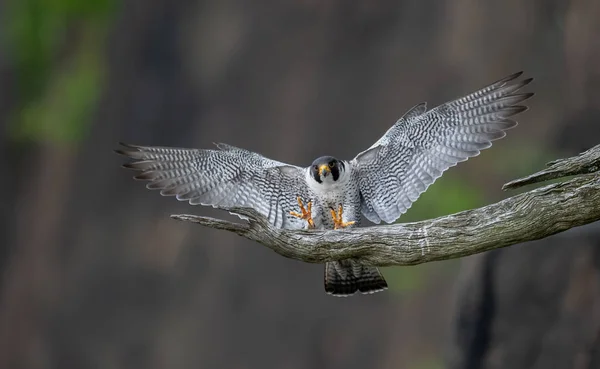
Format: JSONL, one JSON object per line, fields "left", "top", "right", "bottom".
{"left": 324, "top": 260, "right": 388, "bottom": 297}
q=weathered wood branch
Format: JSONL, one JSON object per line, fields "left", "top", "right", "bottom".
{"left": 503, "top": 144, "right": 600, "bottom": 190}
{"left": 172, "top": 144, "right": 600, "bottom": 267}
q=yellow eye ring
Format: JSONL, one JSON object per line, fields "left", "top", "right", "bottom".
{"left": 329, "top": 162, "right": 335, "bottom": 168}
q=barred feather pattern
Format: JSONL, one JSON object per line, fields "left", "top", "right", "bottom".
{"left": 116, "top": 142, "right": 310, "bottom": 230}
{"left": 325, "top": 260, "right": 388, "bottom": 296}
{"left": 353, "top": 72, "right": 534, "bottom": 224}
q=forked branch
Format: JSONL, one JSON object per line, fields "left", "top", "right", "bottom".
{"left": 172, "top": 144, "right": 600, "bottom": 266}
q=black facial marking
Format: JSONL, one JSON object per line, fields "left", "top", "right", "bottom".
{"left": 312, "top": 165, "right": 322, "bottom": 183}
{"left": 331, "top": 163, "right": 340, "bottom": 181}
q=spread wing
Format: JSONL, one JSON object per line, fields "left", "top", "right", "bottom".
{"left": 116, "top": 142, "right": 309, "bottom": 229}
{"left": 352, "top": 72, "right": 534, "bottom": 224}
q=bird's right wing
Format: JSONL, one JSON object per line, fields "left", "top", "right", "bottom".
{"left": 351, "top": 72, "right": 533, "bottom": 224}
{"left": 116, "top": 142, "right": 310, "bottom": 229}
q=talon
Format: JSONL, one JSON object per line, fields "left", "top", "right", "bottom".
{"left": 330, "top": 204, "right": 356, "bottom": 230}
{"left": 290, "top": 197, "right": 315, "bottom": 228}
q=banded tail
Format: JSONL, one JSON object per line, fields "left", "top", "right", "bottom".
{"left": 324, "top": 260, "right": 388, "bottom": 296}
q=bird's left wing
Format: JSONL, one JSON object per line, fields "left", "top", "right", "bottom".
{"left": 351, "top": 72, "right": 533, "bottom": 224}
{"left": 116, "top": 142, "right": 309, "bottom": 229}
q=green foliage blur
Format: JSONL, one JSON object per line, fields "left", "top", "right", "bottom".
{"left": 5, "top": 0, "right": 115, "bottom": 144}
{"left": 410, "top": 358, "right": 444, "bottom": 369}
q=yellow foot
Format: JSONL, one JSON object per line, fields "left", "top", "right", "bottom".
{"left": 330, "top": 205, "right": 356, "bottom": 230}
{"left": 290, "top": 197, "right": 315, "bottom": 228}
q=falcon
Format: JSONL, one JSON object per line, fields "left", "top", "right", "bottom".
{"left": 116, "top": 72, "right": 533, "bottom": 296}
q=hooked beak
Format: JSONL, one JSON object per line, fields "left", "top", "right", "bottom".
{"left": 319, "top": 164, "right": 331, "bottom": 177}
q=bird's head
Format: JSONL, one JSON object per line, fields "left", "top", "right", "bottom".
{"left": 310, "top": 156, "right": 345, "bottom": 185}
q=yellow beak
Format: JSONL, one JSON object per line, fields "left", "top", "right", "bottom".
{"left": 319, "top": 164, "right": 331, "bottom": 176}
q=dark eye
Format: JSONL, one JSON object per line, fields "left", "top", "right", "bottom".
{"left": 313, "top": 165, "right": 319, "bottom": 171}
{"left": 329, "top": 161, "right": 335, "bottom": 168}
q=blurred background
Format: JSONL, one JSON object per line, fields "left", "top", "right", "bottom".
{"left": 1, "top": 1, "right": 600, "bottom": 368}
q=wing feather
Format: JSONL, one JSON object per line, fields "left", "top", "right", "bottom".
{"left": 352, "top": 72, "right": 534, "bottom": 224}
{"left": 116, "top": 143, "right": 309, "bottom": 229}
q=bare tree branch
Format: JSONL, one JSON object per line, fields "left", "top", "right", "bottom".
{"left": 503, "top": 144, "right": 600, "bottom": 190}
{"left": 172, "top": 144, "right": 600, "bottom": 267}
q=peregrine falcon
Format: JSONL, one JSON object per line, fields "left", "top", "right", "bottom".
{"left": 116, "top": 72, "right": 533, "bottom": 296}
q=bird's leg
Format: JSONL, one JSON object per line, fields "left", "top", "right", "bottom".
{"left": 290, "top": 197, "right": 315, "bottom": 228}
{"left": 330, "top": 205, "right": 356, "bottom": 230}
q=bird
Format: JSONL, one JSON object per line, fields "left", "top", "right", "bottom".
{"left": 116, "top": 71, "right": 533, "bottom": 297}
